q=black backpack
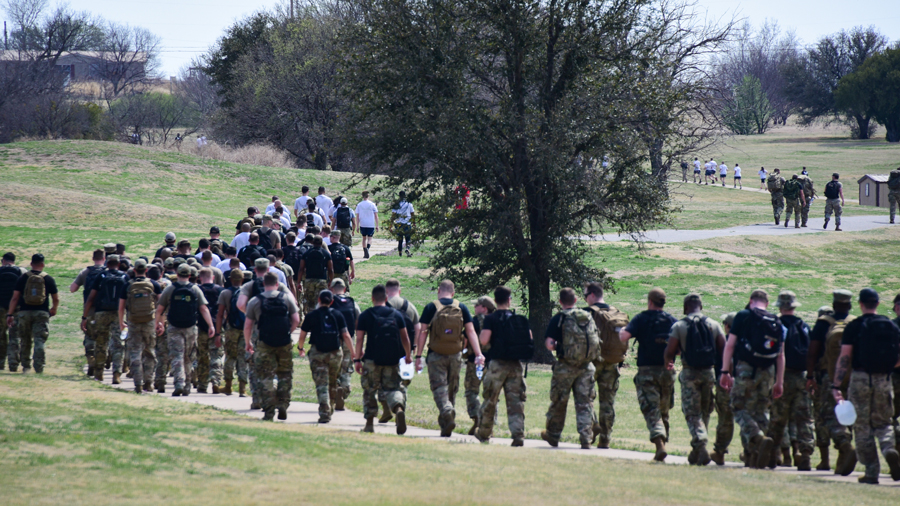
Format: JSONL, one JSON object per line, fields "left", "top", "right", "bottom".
{"left": 824, "top": 181, "right": 840, "bottom": 199}
{"left": 336, "top": 207, "right": 352, "bottom": 229}
{"left": 226, "top": 286, "right": 245, "bottom": 330}
{"left": 314, "top": 307, "right": 343, "bottom": 352}
{"left": 257, "top": 227, "right": 273, "bottom": 251}
{"left": 639, "top": 312, "right": 675, "bottom": 366}
{"left": 96, "top": 270, "right": 127, "bottom": 312}
{"left": 257, "top": 292, "right": 291, "bottom": 347}
{"left": 857, "top": 315, "right": 900, "bottom": 374}
{"left": 168, "top": 283, "right": 199, "bottom": 328}
{"left": 889, "top": 170, "right": 900, "bottom": 190}
{"left": 0, "top": 265, "right": 22, "bottom": 308}
{"left": 82, "top": 265, "right": 105, "bottom": 303}
{"left": 682, "top": 316, "right": 716, "bottom": 368}
{"left": 306, "top": 213, "right": 316, "bottom": 228}
{"left": 332, "top": 294, "right": 357, "bottom": 335}
{"left": 330, "top": 244, "right": 350, "bottom": 274}
{"left": 197, "top": 283, "right": 223, "bottom": 332}
{"left": 238, "top": 244, "right": 266, "bottom": 267}
{"left": 366, "top": 309, "right": 403, "bottom": 366}
{"left": 783, "top": 317, "right": 810, "bottom": 371}
{"left": 488, "top": 310, "right": 534, "bottom": 361}
{"left": 283, "top": 245, "right": 302, "bottom": 275}
{"left": 737, "top": 308, "right": 783, "bottom": 369}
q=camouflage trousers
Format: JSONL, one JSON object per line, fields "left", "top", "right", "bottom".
{"left": 731, "top": 361, "right": 774, "bottom": 451}
{"left": 893, "top": 371, "right": 900, "bottom": 443}
{"left": 784, "top": 197, "right": 803, "bottom": 226}
{"left": 338, "top": 228, "right": 353, "bottom": 247}
{"left": 801, "top": 198, "right": 812, "bottom": 226}
{"left": 767, "top": 369, "right": 815, "bottom": 455}
{"left": 92, "top": 311, "right": 121, "bottom": 377}
{"left": 255, "top": 341, "right": 293, "bottom": 412}
{"left": 890, "top": 190, "right": 900, "bottom": 222}
{"left": 14, "top": 310, "right": 49, "bottom": 372}
{"left": 153, "top": 328, "right": 169, "bottom": 390}
{"left": 780, "top": 422, "right": 799, "bottom": 451}
{"left": 818, "top": 372, "right": 853, "bottom": 447}
{"left": 338, "top": 341, "right": 353, "bottom": 400}
{"left": 811, "top": 371, "right": 831, "bottom": 448}
{"left": 82, "top": 310, "right": 95, "bottom": 368}
{"left": 680, "top": 366, "right": 715, "bottom": 449}
{"left": 223, "top": 328, "right": 249, "bottom": 384}
{"left": 308, "top": 345, "right": 342, "bottom": 419}
{"left": 248, "top": 331, "right": 263, "bottom": 406}
{"left": 427, "top": 351, "right": 462, "bottom": 431}
{"left": 634, "top": 365, "right": 676, "bottom": 442}
{"left": 167, "top": 325, "right": 197, "bottom": 392}
{"left": 302, "top": 278, "right": 328, "bottom": 315}
{"left": 126, "top": 321, "right": 156, "bottom": 389}
{"left": 771, "top": 192, "right": 784, "bottom": 221}
{"left": 849, "top": 371, "right": 896, "bottom": 478}
{"left": 464, "top": 361, "right": 482, "bottom": 421}
{"left": 714, "top": 381, "right": 735, "bottom": 453}
{"left": 824, "top": 198, "right": 842, "bottom": 226}
{"left": 335, "top": 272, "right": 351, "bottom": 293}
{"left": 478, "top": 359, "right": 526, "bottom": 440}
{"left": 361, "top": 361, "right": 405, "bottom": 420}
{"left": 592, "top": 360, "right": 620, "bottom": 441}
{"left": 546, "top": 360, "right": 596, "bottom": 445}
{"left": 0, "top": 307, "right": 18, "bottom": 369}
{"left": 196, "top": 328, "right": 224, "bottom": 390}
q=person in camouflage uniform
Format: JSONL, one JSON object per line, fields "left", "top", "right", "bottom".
{"left": 333, "top": 279, "right": 361, "bottom": 410}
{"left": 1, "top": 252, "right": 27, "bottom": 371}
{"left": 664, "top": 294, "right": 725, "bottom": 466}
{"left": 298, "top": 235, "right": 333, "bottom": 315}
{"left": 797, "top": 174, "right": 815, "bottom": 227}
{"left": 710, "top": 312, "right": 737, "bottom": 465}
{"left": 68, "top": 248, "right": 108, "bottom": 376}
{"left": 82, "top": 255, "right": 125, "bottom": 383}
{"left": 298, "top": 290, "right": 354, "bottom": 423}
{"left": 152, "top": 268, "right": 171, "bottom": 392}
{"left": 823, "top": 173, "right": 844, "bottom": 231}
{"left": 806, "top": 305, "right": 834, "bottom": 470}
{"left": 6, "top": 254, "right": 59, "bottom": 374}
{"left": 467, "top": 296, "right": 496, "bottom": 434}
{"left": 767, "top": 168, "right": 786, "bottom": 225}
{"left": 892, "top": 294, "right": 900, "bottom": 443}
{"left": 832, "top": 288, "right": 900, "bottom": 484}
{"left": 217, "top": 269, "right": 250, "bottom": 396}
{"left": 888, "top": 170, "right": 900, "bottom": 224}
{"left": 195, "top": 268, "right": 224, "bottom": 393}
{"left": 541, "top": 288, "right": 598, "bottom": 449}
{"left": 119, "top": 259, "right": 161, "bottom": 394}
{"left": 782, "top": 175, "right": 806, "bottom": 229}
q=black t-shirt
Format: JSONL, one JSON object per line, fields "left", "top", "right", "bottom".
{"left": 357, "top": 305, "right": 407, "bottom": 361}
{"left": 303, "top": 247, "right": 330, "bottom": 280}
{"left": 841, "top": 314, "right": 898, "bottom": 371}
{"left": 14, "top": 270, "right": 58, "bottom": 312}
{"left": 300, "top": 306, "right": 348, "bottom": 348}
{"left": 624, "top": 310, "right": 677, "bottom": 367}
{"left": 482, "top": 309, "right": 513, "bottom": 333}
{"left": 420, "top": 298, "right": 473, "bottom": 325}
{"left": 779, "top": 314, "right": 809, "bottom": 371}
{"left": 119, "top": 277, "right": 163, "bottom": 299}
{"left": 544, "top": 313, "right": 565, "bottom": 342}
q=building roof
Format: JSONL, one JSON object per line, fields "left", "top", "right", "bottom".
{"left": 0, "top": 50, "right": 147, "bottom": 62}
{"left": 858, "top": 175, "right": 889, "bottom": 183}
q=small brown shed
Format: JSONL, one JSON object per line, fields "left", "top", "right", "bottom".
{"left": 857, "top": 175, "right": 890, "bottom": 207}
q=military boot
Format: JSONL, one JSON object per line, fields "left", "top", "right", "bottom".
{"left": 157, "top": 384, "right": 165, "bottom": 394}
{"left": 238, "top": 380, "right": 247, "bottom": 397}
{"left": 112, "top": 371, "right": 121, "bottom": 385}
{"left": 262, "top": 408, "right": 275, "bottom": 421}
{"left": 885, "top": 448, "right": 900, "bottom": 481}
{"left": 223, "top": 379, "right": 232, "bottom": 395}
{"left": 710, "top": 450, "right": 726, "bottom": 466}
{"left": 696, "top": 446, "right": 711, "bottom": 466}
{"left": 468, "top": 416, "right": 479, "bottom": 436}
{"left": 212, "top": 384, "right": 220, "bottom": 394}
{"left": 86, "top": 356, "right": 95, "bottom": 377}
{"left": 278, "top": 408, "right": 287, "bottom": 421}
{"left": 815, "top": 445, "right": 830, "bottom": 471}
{"left": 591, "top": 421, "right": 602, "bottom": 444}
{"left": 394, "top": 406, "right": 407, "bottom": 435}
{"left": 196, "top": 385, "right": 207, "bottom": 394}
{"left": 796, "top": 452, "right": 812, "bottom": 471}
{"left": 791, "top": 441, "right": 801, "bottom": 466}
{"left": 652, "top": 436, "right": 667, "bottom": 462}
{"left": 362, "top": 417, "right": 374, "bottom": 433}
{"left": 335, "top": 391, "right": 345, "bottom": 411}
{"left": 378, "top": 400, "right": 393, "bottom": 423}
{"left": 780, "top": 447, "right": 792, "bottom": 467}
{"left": 143, "top": 382, "right": 152, "bottom": 392}
{"left": 835, "top": 442, "right": 857, "bottom": 476}
{"left": 541, "top": 431, "right": 559, "bottom": 448}
{"left": 94, "top": 369, "right": 104, "bottom": 382}
{"left": 597, "top": 435, "right": 610, "bottom": 449}
{"left": 756, "top": 436, "right": 775, "bottom": 469}
{"left": 823, "top": 218, "right": 829, "bottom": 229}
{"left": 318, "top": 404, "right": 330, "bottom": 423}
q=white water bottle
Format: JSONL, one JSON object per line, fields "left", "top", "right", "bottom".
{"left": 476, "top": 364, "right": 484, "bottom": 380}
{"left": 399, "top": 357, "right": 415, "bottom": 380}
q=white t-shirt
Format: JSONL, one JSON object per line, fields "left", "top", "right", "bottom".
{"left": 295, "top": 230, "right": 306, "bottom": 245}
{"left": 719, "top": 164, "right": 728, "bottom": 175}
{"left": 693, "top": 160, "right": 701, "bottom": 171}
{"left": 268, "top": 267, "right": 287, "bottom": 285}
{"left": 304, "top": 212, "right": 324, "bottom": 229}
{"left": 393, "top": 201, "right": 414, "bottom": 225}
{"left": 705, "top": 161, "right": 713, "bottom": 172}
{"left": 216, "top": 258, "right": 246, "bottom": 272}
{"left": 294, "top": 196, "right": 313, "bottom": 215}
{"left": 758, "top": 169, "right": 767, "bottom": 180}
{"left": 195, "top": 251, "right": 222, "bottom": 265}
{"left": 355, "top": 200, "right": 379, "bottom": 228}
{"left": 733, "top": 166, "right": 742, "bottom": 178}
{"left": 323, "top": 236, "right": 332, "bottom": 246}
{"left": 273, "top": 212, "right": 291, "bottom": 230}
{"left": 316, "top": 195, "right": 333, "bottom": 224}
{"left": 231, "top": 232, "right": 250, "bottom": 251}
{"left": 709, "top": 160, "right": 717, "bottom": 171}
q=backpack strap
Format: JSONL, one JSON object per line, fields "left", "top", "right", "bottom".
{"left": 400, "top": 298, "right": 409, "bottom": 314}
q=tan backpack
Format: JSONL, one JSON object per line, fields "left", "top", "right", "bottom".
{"left": 127, "top": 278, "right": 157, "bottom": 324}
{"left": 820, "top": 314, "right": 855, "bottom": 389}
{"left": 587, "top": 305, "right": 629, "bottom": 363}
{"left": 22, "top": 272, "right": 47, "bottom": 306}
{"left": 558, "top": 308, "right": 601, "bottom": 365}
{"left": 428, "top": 299, "right": 466, "bottom": 355}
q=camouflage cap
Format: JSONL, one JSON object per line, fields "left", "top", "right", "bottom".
{"left": 832, "top": 289, "right": 852, "bottom": 303}
{"left": 106, "top": 254, "right": 120, "bottom": 264}
{"left": 817, "top": 306, "right": 834, "bottom": 318}
{"left": 186, "top": 257, "right": 199, "bottom": 266}
{"left": 242, "top": 271, "right": 253, "bottom": 282}
{"left": 775, "top": 290, "right": 800, "bottom": 308}
{"left": 254, "top": 258, "right": 270, "bottom": 269}
{"left": 173, "top": 258, "right": 186, "bottom": 268}
{"left": 721, "top": 311, "right": 737, "bottom": 329}
{"left": 330, "top": 278, "right": 345, "bottom": 288}
{"left": 229, "top": 269, "right": 244, "bottom": 283}
{"left": 103, "top": 243, "right": 117, "bottom": 254}
{"left": 134, "top": 259, "right": 148, "bottom": 270}
{"left": 475, "top": 296, "right": 497, "bottom": 312}
{"left": 189, "top": 266, "right": 199, "bottom": 278}
{"left": 683, "top": 293, "right": 702, "bottom": 304}
{"left": 177, "top": 264, "right": 191, "bottom": 276}
{"left": 163, "top": 257, "right": 175, "bottom": 267}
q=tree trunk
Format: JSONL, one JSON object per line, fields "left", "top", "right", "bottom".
{"left": 527, "top": 269, "right": 554, "bottom": 364}
{"left": 886, "top": 124, "right": 900, "bottom": 143}
{"left": 314, "top": 149, "right": 328, "bottom": 170}
{"left": 854, "top": 114, "right": 871, "bottom": 140}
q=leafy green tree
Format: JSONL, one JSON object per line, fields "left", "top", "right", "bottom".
{"left": 835, "top": 48, "right": 900, "bottom": 143}
{"left": 722, "top": 75, "right": 773, "bottom": 135}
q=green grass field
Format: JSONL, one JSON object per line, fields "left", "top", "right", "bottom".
{"left": 1, "top": 131, "right": 899, "bottom": 504}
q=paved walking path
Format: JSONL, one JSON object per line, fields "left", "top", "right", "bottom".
{"left": 668, "top": 179, "right": 860, "bottom": 204}
{"left": 95, "top": 368, "right": 898, "bottom": 487}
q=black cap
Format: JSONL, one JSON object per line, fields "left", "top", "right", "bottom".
{"left": 31, "top": 253, "right": 44, "bottom": 264}
{"left": 210, "top": 226, "right": 220, "bottom": 234}
{"left": 859, "top": 288, "right": 879, "bottom": 304}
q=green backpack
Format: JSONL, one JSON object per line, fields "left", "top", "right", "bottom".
{"left": 889, "top": 170, "right": 900, "bottom": 190}
{"left": 766, "top": 176, "right": 784, "bottom": 192}
{"left": 796, "top": 175, "right": 816, "bottom": 199}
{"left": 782, "top": 179, "right": 801, "bottom": 199}
{"left": 558, "top": 308, "right": 601, "bottom": 365}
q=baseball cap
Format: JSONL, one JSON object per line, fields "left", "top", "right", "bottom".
{"left": 134, "top": 259, "right": 148, "bottom": 270}
{"left": 648, "top": 288, "right": 666, "bottom": 306}
{"left": 177, "top": 264, "right": 191, "bottom": 276}
{"left": 340, "top": 197, "right": 348, "bottom": 204}
{"left": 832, "top": 289, "right": 852, "bottom": 303}
{"left": 817, "top": 306, "right": 834, "bottom": 318}
{"left": 683, "top": 293, "right": 702, "bottom": 305}
{"left": 721, "top": 312, "right": 736, "bottom": 329}
{"left": 210, "top": 226, "right": 220, "bottom": 234}
{"left": 163, "top": 258, "right": 174, "bottom": 267}
{"left": 476, "top": 296, "right": 497, "bottom": 312}
{"left": 858, "top": 288, "right": 879, "bottom": 304}
{"left": 775, "top": 290, "right": 800, "bottom": 308}
{"left": 103, "top": 243, "right": 117, "bottom": 254}
{"left": 106, "top": 254, "right": 120, "bottom": 264}
{"left": 165, "top": 232, "right": 176, "bottom": 242}
{"left": 330, "top": 278, "right": 346, "bottom": 288}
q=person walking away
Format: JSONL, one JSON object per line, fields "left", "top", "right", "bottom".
{"left": 5, "top": 254, "right": 58, "bottom": 374}
{"left": 316, "top": 187, "right": 334, "bottom": 226}
{"left": 297, "top": 289, "right": 354, "bottom": 423}
{"left": 392, "top": 191, "right": 415, "bottom": 258}
{"left": 69, "top": 249, "right": 106, "bottom": 375}
{"left": 328, "top": 230, "right": 355, "bottom": 291}
{"left": 758, "top": 167, "right": 768, "bottom": 190}
{"left": 704, "top": 160, "right": 715, "bottom": 185}
{"left": 711, "top": 312, "right": 737, "bottom": 465}
{"left": 542, "top": 288, "right": 600, "bottom": 449}
{"left": 415, "top": 280, "right": 485, "bottom": 437}
{"left": 155, "top": 264, "right": 214, "bottom": 396}
{"left": 719, "top": 162, "right": 728, "bottom": 187}
{"left": 583, "top": 281, "right": 629, "bottom": 449}
{"left": 764, "top": 291, "right": 815, "bottom": 470}
{"left": 891, "top": 293, "right": 900, "bottom": 444}
{"left": 82, "top": 255, "right": 127, "bottom": 383}
{"left": 474, "top": 285, "right": 532, "bottom": 446}
{"left": 118, "top": 259, "right": 161, "bottom": 393}
{"left": 196, "top": 268, "right": 224, "bottom": 393}
{"left": 620, "top": 288, "right": 678, "bottom": 461}
{"left": 823, "top": 173, "right": 844, "bottom": 231}
{"left": 355, "top": 191, "right": 380, "bottom": 259}
{"left": 355, "top": 284, "right": 413, "bottom": 434}
{"left": 733, "top": 164, "right": 742, "bottom": 189}
{"left": 244, "top": 272, "right": 300, "bottom": 421}
{"left": 465, "top": 296, "right": 495, "bottom": 435}
{"left": 796, "top": 174, "right": 816, "bottom": 227}
{"left": 215, "top": 269, "right": 249, "bottom": 396}
{"left": 680, "top": 160, "right": 689, "bottom": 183}
{"left": 831, "top": 288, "right": 900, "bottom": 484}
{"left": 693, "top": 158, "right": 702, "bottom": 183}
{"left": 0, "top": 252, "right": 26, "bottom": 370}
{"left": 330, "top": 279, "right": 361, "bottom": 410}
{"left": 155, "top": 232, "right": 177, "bottom": 260}
{"left": 767, "top": 169, "right": 786, "bottom": 225}
{"left": 664, "top": 293, "right": 726, "bottom": 465}
{"left": 887, "top": 168, "right": 900, "bottom": 224}
{"left": 782, "top": 175, "right": 806, "bottom": 229}
{"left": 719, "top": 290, "right": 785, "bottom": 469}
{"left": 385, "top": 279, "right": 419, "bottom": 419}
{"left": 333, "top": 198, "right": 355, "bottom": 247}
{"left": 298, "top": 235, "right": 333, "bottom": 315}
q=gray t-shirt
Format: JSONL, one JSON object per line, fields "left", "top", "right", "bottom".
{"left": 158, "top": 281, "right": 208, "bottom": 308}
{"left": 239, "top": 280, "right": 296, "bottom": 305}
{"left": 388, "top": 295, "right": 419, "bottom": 326}
{"left": 245, "top": 290, "right": 300, "bottom": 321}
{"left": 669, "top": 312, "right": 725, "bottom": 366}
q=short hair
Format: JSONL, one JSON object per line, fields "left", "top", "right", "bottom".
{"left": 362, "top": 191, "right": 370, "bottom": 198}
{"left": 321, "top": 225, "right": 331, "bottom": 235}
{"left": 249, "top": 233, "right": 259, "bottom": 243}
{"left": 92, "top": 249, "right": 104, "bottom": 261}
{"left": 494, "top": 285, "right": 512, "bottom": 305}
{"left": 272, "top": 195, "right": 279, "bottom": 202}
{"left": 223, "top": 245, "right": 236, "bottom": 256}
{"left": 372, "top": 284, "right": 387, "bottom": 303}
{"left": 274, "top": 249, "right": 284, "bottom": 260}
{"left": 862, "top": 300, "right": 879, "bottom": 310}
{"left": 2, "top": 252, "right": 15, "bottom": 262}
{"left": 832, "top": 173, "right": 840, "bottom": 179}
{"left": 313, "top": 235, "right": 323, "bottom": 247}
{"left": 308, "top": 226, "right": 320, "bottom": 236}
{"left": 229, "top": 258, "right": 240, "bottom": 268}
{"left": 307, "top": 201, "right": 317, "bottom": 211}
{"left": 247, "top": 206, "right": 257, "bottom": 216}
{"left": 286, "top": 232, "right": 297, "bottom": 243}
{"left": 318, "top": 186, "right": 325, "bottom": 194}
{"left": 263, "top": 272, "right": 278, "bottom": 286}
{"left": 385, "top": 279, "right": 401, "bottom": 290}
{"left": 302, "top": 185, "right": 310, "bottom": 193}
{"left": 31, "top": 253, "right": 45, "bottom": 264}
{"left": 438, "top": 279, "right": 455, "bottom": 294}
{"left": 199, "top": 238, "right": 210, "bottom": 249}
{"left": 684, "top": 299, "right": 702, "bottom": 314}
{"left": 147, "top": 266, "right": 160, "bottom": 280}
{"left": 241, "top": 223, "right": 251, "bottom": 232}
{"left": 116, "top": 243, "right": 126, "bottom": 254}
{"left": 319, "top": 289, "right": 334, "bottom": 305}
{"left": 584, "top": 282, "right": 604, "bottom": 299}
{"left": 559, "top": 288, "right": 576, "bottom": 306}
{"left": 198, "top": 267, "right": 213, "bottom": 280}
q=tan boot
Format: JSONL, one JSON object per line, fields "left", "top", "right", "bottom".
{"left": 796, "top": 452, "right": 812, "bottom": 471}
{"left": 835, "top": 442, "right": 857, "bottom": 476}
{"left": 792, "top": 441, "right": 801, "bottom": 466}
{"left": 238, "top": 380, "right": 247, "bottom": 397}
{"left": 112, "top": 371, "right": 120, "bottom": 384}
{"left": 710, "top": 450, "right": 726, "bottom": 466}
{"left": 223, "top": 379, "right": 233, "bottom": 396}
{"left": 780, "top": 447, "right": 792, "bottom": 467}
{"left": 816, "top": 445, "right": 830, "bottom": 471}
{"left": 378, "top": 400, "right": 393, "bottom": 424}
{"left": 362, "top": 417, "right": 374, "bottom": 433}
{"left": 652, "top": 436, "right": 667, "bottom": 462}
{"left": 335, "top": 391, "right": 345, "bottom": 411}
{"left": 212, "top": 384, "right": 220, "bottom": 394}
{"left": 394, "top": 406, "right": 407, "bottom": 435}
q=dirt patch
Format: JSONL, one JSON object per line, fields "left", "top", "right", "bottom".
{"left": 355, "top": 263, "right": 432, "bottom": 281}
{"left": 646, "top": 244, "right": 765, "bottom": 265}
{"left": 14, "top": 442, "right": 90, "bottom": 458}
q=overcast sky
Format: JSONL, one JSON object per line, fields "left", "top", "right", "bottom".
{"left": 10, "top": 0, "right": 899, "bottom": 77}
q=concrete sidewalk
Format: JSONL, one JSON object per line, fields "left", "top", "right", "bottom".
{"left": 668, "top": 179, "right": 861, "bottom": 204}
{"left": 95, "top": 368, "right": 899, "bottom": 487}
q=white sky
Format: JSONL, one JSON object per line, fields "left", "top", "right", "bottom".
{"left": 6, "top": 0, "right": 898, "bottom": 77}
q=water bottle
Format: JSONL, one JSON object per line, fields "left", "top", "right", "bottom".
{"left": 476, "top": 364, "right": 484, "bottom": 380}
{"left": 399, "top": 356, "right": 415, "bottom": 380}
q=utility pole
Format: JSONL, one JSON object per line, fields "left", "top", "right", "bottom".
{"left": 4, "top": 21, "right": 8, "bottom": 50}
{"left": 290, "top": 0, "right": 294, "bottom": 19}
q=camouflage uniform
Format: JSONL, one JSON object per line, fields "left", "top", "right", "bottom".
{"left": 593, "top": 360, "right": 620, "bottom": 442}
{"left": 223, "top": 327, "right": 248, "bottom": 384}
{"left": 361, "top": 360, "right": 406, "bottom": 420}
{"left": 196, "top": 329, "right": 224, "bottom": 391}
{"left": 82, "top": 310, "right": 96, "bottom": 370}
{"left": 338, "top": 340, "right": 353, "bottom": 401}
{"left": 255, "top": 340, "right": 293, "bottom": 413}
{"left": 893, "top": 370, "right": 900, "bottom": 443}
{"left": 477, "top": 359, "right": 526, "bottom": 441}
{"left": 153, "top": 328, "right": 169, "bottom": 390}
{"left": 426, "top": 351, "right": 462, "bottom": 432}
{"left": 126, "top": 322, "right": 156, "bottom": 390}
{"left": 824, "top": 198, "right": 842, "bottom": 227}
{"left": 634, "top": 365, "right": 676, "bottom": 442}
{"left": 784, "top": 197, "right": 803, "bottom": 227}
{"left": 15, "top": 310, "right": 49, "bottom": 372}
{"left": 714, "top": 382, "right": 734, "bottom": 454}
{"left": 890, "top": 189, "right": 900, "bottom": 223}
{"left": 546, "top": 360, "right": 596, "bottom": 445}
{"left": 167, "top": 325, "right": 197, "bottom": 392}
{"left": 848, "top": 371, "right": 896, "bottom": 479}
{"left": 801, "top": 195, "right": 813, "bottom": 227}
{"left": 464, "top": 362, "right": 482, "bottom": 422}
{"left": 770, "top": 190, "right": 784, "bottom": 223}
{"left": 109, "top": 323, "right": 126, "bottom": 374}
{"left": 338, "top": 228, "right": 353, "bottom": 247}
{"left": 811, "top": 371, "right": 830, "bottom": 449}
{"left": 818, "top": 372, "right": 853, "bottom": 447}
{"left": 249, "top": 331, "right": 263, "bottom": 407}
{"left": 0, "top": 308, "right": 18, "bottom": 369}
{"left": 680, "top": 366, "right": 715, "bottom": 450}
{"left": 302, "top": 279, "right": 328, "bottom": 314}
{"left": 308, "top": 344, "right": 343, "bottom": 420}
{"left": 731, "top": 361, "right": 774, "bottom": 451}
{"left": 767, "top": 369, "right": 815, "bottom": 456}
{"left": 91, "top": 311, "right": 119, "bottom": 378}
